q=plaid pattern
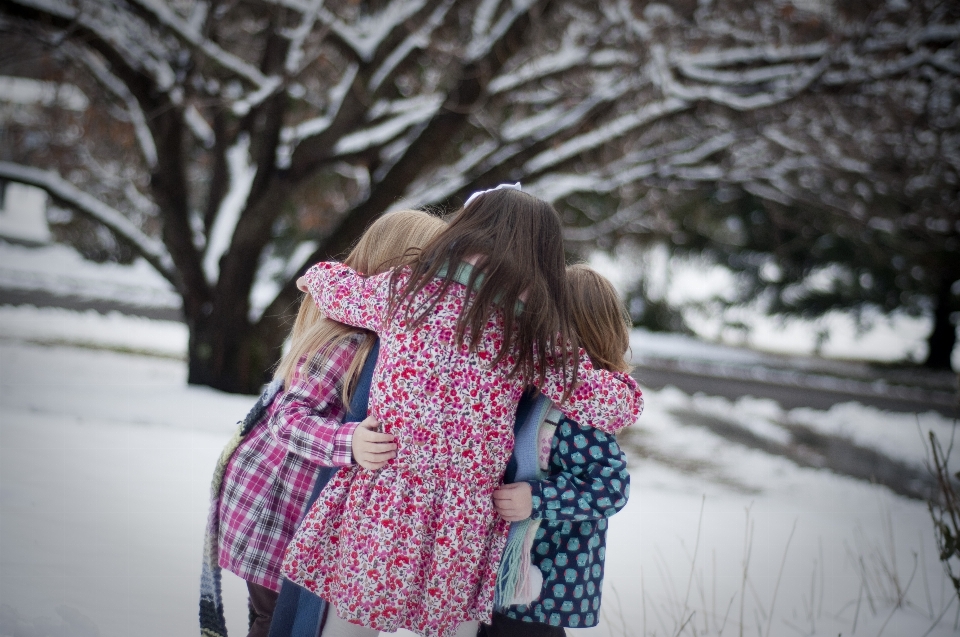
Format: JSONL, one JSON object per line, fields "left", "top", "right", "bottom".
{"left": 217, "top": 334, "right": 362, "bottom": 591}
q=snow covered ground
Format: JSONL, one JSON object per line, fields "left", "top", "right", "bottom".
{"left": 0, "top": 303, "right": 956, "bottom": 637}
{"left": 1, "top": 240, "right": 957, "bottom": 636}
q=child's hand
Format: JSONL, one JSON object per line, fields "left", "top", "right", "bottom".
{"left": 296, "top": 276, "right": 309, "bottom": 292}
{"left": 352, "top": 416, "right": 396, "bottom": 470}
{"left": 492, "top": 482, "right": 533, "bottom": 522}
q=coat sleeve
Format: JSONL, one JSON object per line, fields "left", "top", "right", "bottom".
{"left": 266, "top": 336, "right": 362, "bottom": 466}
{"left": 303, "top": 261, "right": 396, "bottom": 333}
{"left": 528, "top": 418, "right": 630, "bottom": 523}
{"left": 537, "top": 353, "right": 643, "bottom": 435}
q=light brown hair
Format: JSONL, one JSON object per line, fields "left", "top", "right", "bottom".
{"left": 566, "top": 264, "right": 632, "bottom": 374}
{"left": 388, "top": 188, "right": 580, "bottom": 399}
{"left": 274, "top": 209, "right": 447, "bottom": 403}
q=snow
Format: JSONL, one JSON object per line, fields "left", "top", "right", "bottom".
{"left": 0, "top": 240, "right": 180, "bottom": 311}
{"left": 0, "top": 341, "right": 252, "bottom": 637}
{"left": 367, "top": 0, "right": 454, "bottom": 93}
{"left": 333, "top": 95, "right": 442, "bottom": 156}
{"left": 465, "top": 0, "right": 537, "bottom": 63}
{"left": 523, "top": 98, "right": 689, "bottom": 175}
{"left": 308, "top": 0, "right": 428, "bottom": 64}
{"left": 246, "top": 224, "right": 339, "bottom": 325}
{"left": 0, "top": 75, "right": 89, "bottom": 111}
{"left": 0, "top": 305, "right": 186, "bottom": 359}
{"left": 1, "top": 241, "right": 957, "bottom": 636}
{"left": 488, "top": 46, "right": 588, "bottom": 95}
{"left": 0, "top": 183, "right": 51, "bottom": 245}
{"left": 277, "top": 65, "right": 359, "bottom": 169}
{"left": 71, "top": 46, "right": 158, "bottom": 168}
{"left": 204, "top": 134, "right": 256, "bottom": 284}
{"left": 128, "top": 0, "right": 276, "bottom": 98}
{"left": 185, "top": 105, "right": 215, "bottom": 148}
{"left": 1, "top": 297, "right": 957, "bottom": 637}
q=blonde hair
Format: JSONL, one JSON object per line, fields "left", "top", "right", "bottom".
{"left": 274, "top": 209, "right": 447, "bottom": 403}
{"left": 566, "top": 264, "right": 633, "bottom": 374}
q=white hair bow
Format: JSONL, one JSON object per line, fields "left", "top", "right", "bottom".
{"left": 464, "top": 182, "right": 521, "bottom": 207}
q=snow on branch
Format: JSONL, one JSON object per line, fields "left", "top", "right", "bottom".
{"left": 184, "top": 105, "right": 215, "bottom": 148}
{"left": 401, "top": 140, "right": 499, "bottom": 206}
{"left": 204, "top": 134, "right": 256, "bottom": 284}
{"left": 466, "top": 0, "right": 538, "bottom": 62}
{"left": 368, "top": 0, "right": 456, "bottom": 93}
{"left": 315, "top": 0, "right": 429, "bottom": 63}
{"left": 930, "top": 50, "right": 960, "bottom": 77}
{"left": 523, "top": 97, "right": 689, "bottom": 174}
{"left": 276, "top": 63, "right": 359, "bottom": 168}
{"left": 653, "top": 45, "right": 831, "bottom": 111}
{"left": 488, "top": 45, "right": 590, "bottom": 94}
{"left": 676, "top": 61, "right": 814, "bottom": 86}
{"left": 0, "top": 161, "right": 175, "bottom": 281}
{"left": 562, "top": 197, "right": 654, "bottom": 242}
{"left": 674, "top": 43, "right": 830, "bottom": 69}
{"left": 821, "top": 49, "right": 933, "bottom": 86}
{"left": 283, "top": 0, "right": 325, "bottom": 75}
{"left": 501, "top": 74, "right": 636, "bottom": 144}
{"left": 127, "top": 0, "right": 279, "bottom": 97}
{"left": 615, "top": 0, "right": 651, "bottom": 42}
{"left": 65, "top": 44, "right": 158, "bottom": 168}
{"left": 670, "top": 134, "right": 737, "bottom": 166}
{"left": 862, "top": 21, "right": 960, "bottom": 52}
{"left": 333, "top": 94, "right": 443, "bottom": 156}
{"left": 11, "top": 0, "right": 179, "bottom": 93}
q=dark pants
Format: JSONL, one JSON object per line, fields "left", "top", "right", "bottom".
{"left": 478, "top": 612, "right": 566, "bottom": 637}
{"left": 248, "top": 581, "right": 280, "bottom": 637}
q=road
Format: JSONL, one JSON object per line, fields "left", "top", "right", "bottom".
{"left": 636, "top": 363, "right": 958, "bottom": 419}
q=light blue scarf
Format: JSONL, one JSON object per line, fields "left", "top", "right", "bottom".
{"left": 494, "top": 393, "right": 559, "bottom": 609}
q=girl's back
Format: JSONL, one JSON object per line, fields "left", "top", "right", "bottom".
{"left": 285, "top": 266, "right": 531, "bottom": 637}
{"left": 283, "top": 189, "right": 643, "bottom": 637}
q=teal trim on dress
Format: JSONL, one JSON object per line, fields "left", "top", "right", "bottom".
{"left": 436, "top": 261, "right": 525, "bottom": 315}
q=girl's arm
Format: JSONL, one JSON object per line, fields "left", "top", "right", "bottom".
{"left": 266, "top": 336, "right": 362, "bottom": 466}
{"left": 539, "top": 355, "right": 643, "bottom": 435}
{"left": 528, "top": 419, "right": 630, "bottom": 522}
{"left": 302, "top": 261, "right": 395, "bottom": 332}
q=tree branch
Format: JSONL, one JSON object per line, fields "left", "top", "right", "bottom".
{"left": 0, "top": 161, "right": 177, "bottom": 285}
{"left": 62, "top": 42, "right": 159, "bottom": 169}
{"left": 126, "top": 0, "right": 280, "bottom": 93}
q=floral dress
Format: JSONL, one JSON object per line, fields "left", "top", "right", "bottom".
{"left": 282, "top": 262, "right": 644, "bottom": 637}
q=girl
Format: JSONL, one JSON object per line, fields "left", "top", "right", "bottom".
{"left": 487, "top": 264, "right": 633, "bottom": 635}
{"left": 283, "top": 187, "right": 644, "bottom": 637}
{"left": 210, "top": 210, "right": 446, "bottom": 637}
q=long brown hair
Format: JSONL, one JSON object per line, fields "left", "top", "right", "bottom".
{"left": 388, "top": 188, "right": 580, "bottom": 397}
{"left": 275, "top": 209, "right": 447, "bottom": 403}
{"left": 566, "top": 264, "right": 632, "bottom": 374}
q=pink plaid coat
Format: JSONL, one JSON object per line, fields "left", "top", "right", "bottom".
{"left": 218, "top": 334, "right": 362, "bottom": 591}
{"left": 282, "top": 263, "right": 643, "bottom": 637}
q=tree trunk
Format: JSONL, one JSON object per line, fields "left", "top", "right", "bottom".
{"left": 187, "top": 308, "right": 287, "bottom": 394}
{"left": 924, "top": 275, "right": 958, "bottom": 371}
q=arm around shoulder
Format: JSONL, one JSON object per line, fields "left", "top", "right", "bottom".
{"left": 303, "top": 262, "right": 393, "bottom": 333}
{"left": 539, "top": 355, "right": 643, "bottom": 435}
{"left": 267, "top": 336, "right": 364, "bottom": 466}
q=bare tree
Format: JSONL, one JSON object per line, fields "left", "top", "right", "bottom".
{"left": 1, "top": 0, "right": 957, "bottom": 392}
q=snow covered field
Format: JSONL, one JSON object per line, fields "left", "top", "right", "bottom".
{"left": 1, "top": 239, "right": 957, "bottom": 636}
{"left": 0, "top": 303, "right": 956, "bottom": 637}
